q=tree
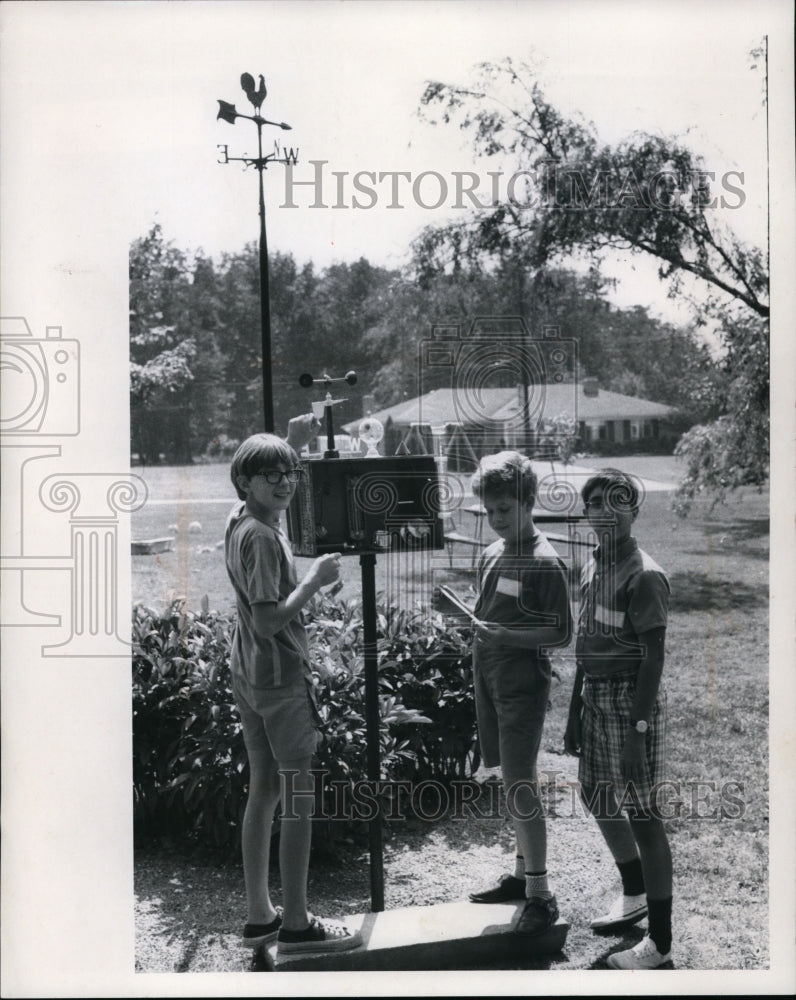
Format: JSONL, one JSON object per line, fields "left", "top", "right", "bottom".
{"left": 129, "top": 225, "right": 196, "bottom": 464}
{"left": 362, "top": 250, "right": 714, "bottom": 436}
{"left": 130, "top": 225, "right": 229, "bottom": 464}
{"left": 130, "top": 232, "right": 401, "bottom": 456}
{"left": 418, "top": 57, "right": 769, "bottom": 505}
{"left": 673, "top": 311, "right": 769, "bottom": 512}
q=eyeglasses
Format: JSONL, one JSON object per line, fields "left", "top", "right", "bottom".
{"left": 254, "top": 468, "right": 303, "bottom": 485}
{"left": 584, "top": 497, "right": 635, "bottom": 513}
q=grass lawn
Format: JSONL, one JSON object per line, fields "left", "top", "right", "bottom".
{"left": 133, "top": 456, "right": 771, "bottom": 972}
{"left": 130, "top": 453, "right": 685, "bottom": 614}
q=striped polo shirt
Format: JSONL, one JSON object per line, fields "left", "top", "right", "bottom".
{"left": 575, "top": 536, "right": 669, "bottom": 677}
{"left": 225, "top": 501, "right": 311, "bottom": 692}
{"left": 474, "top": 531, "right": 572, "bottom": 677}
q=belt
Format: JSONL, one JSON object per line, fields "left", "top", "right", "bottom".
{"left": 583, "top": 668, "right": 638, "bottom": 684}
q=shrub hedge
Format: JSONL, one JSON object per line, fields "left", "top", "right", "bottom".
{"left": 132, "top": 592, "right": 478, "bottom": 859}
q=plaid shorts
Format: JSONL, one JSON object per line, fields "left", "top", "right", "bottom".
{"left": 579, "top": 669, "right": 667, "bottom": 814}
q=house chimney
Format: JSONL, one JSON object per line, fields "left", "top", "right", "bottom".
{"left": 582, "top": 377, "right": 599, "bottom": 397}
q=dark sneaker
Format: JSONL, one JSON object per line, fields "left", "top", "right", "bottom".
{"left": 469, "top": 874, "right": 526, "bottom": 904}
{"left": 242, "top": 907, "right": 282, "bottom": 948}
{"left": 277, "top": 916, "right": 363, "bottom": 955}
{"left": 515, "top": 895, "right": 559, "bottom": 936}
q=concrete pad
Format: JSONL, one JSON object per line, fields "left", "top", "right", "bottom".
{"left": 268, "top": 901, "right": 568, "bottom": 972}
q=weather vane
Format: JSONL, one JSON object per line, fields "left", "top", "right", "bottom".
{"left": 216, "top": 73, "right": 299, "bottom": 433}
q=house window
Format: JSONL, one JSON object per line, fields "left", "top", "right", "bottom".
{"left": 631, "top": 423, "right": 639, "bottom": 439}
{"left": 598, "top": 424, "right": 607, "bottom": 441}
{"left": 643, "top": 422, "right": 653, "bottom": 438}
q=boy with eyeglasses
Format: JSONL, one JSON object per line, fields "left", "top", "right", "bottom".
{"left": 225, "top": 431, "right": 362, "bottom": 957}
{"left": 565, "top": 469, "right": 673, "bottom": 969}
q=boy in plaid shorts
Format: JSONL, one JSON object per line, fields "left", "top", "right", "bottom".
{"left": 564, "top": 469, "right": 673, "bottom": 969}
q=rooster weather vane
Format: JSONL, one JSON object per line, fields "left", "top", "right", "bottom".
{"left": 240, "top": 72, "right": 267, "bottom": 111}
{"left": 216, "top": 72, "right": 299, "bottom": 433}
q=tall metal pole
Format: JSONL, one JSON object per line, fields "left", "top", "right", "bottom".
{"left": 216, "top": 75, "right": 296, "bottom": 435}
{"left": 360, "top": 550, "right": 385, "bottom": 912}
{"left": 256, "top": 120, "right": 274, "bottom": 432}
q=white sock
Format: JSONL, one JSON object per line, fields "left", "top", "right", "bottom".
{"left": 525, "top": 870, "right": 553, "bottom": 900}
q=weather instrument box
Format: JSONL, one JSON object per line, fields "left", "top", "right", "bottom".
{"left": 286, "top": 455, "right": 445, "bottom": 556}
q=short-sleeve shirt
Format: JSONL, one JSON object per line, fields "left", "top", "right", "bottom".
{"left": 473, "top": 532, "right": 572, "bottom": 680}
{"left": 575, "top": 536, "right": 669, "bottom": 677}
{"left": 225, "top": 501, "right": 311, "bottom": 691}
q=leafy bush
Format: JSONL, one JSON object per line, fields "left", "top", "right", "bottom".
{"left": 132, "top": 592, "right": 478, "bottom": 859}
{"left": 132, "top": 596, "right": 247, "bottom": 851}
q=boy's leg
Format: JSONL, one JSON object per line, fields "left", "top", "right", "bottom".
{"left": 469, "top": 663, "right": 528, "bottom": 903}
{"left": 628, "top": 812, "right": 672, "bottom": 953}
{"left": 605, "top": 812, "right": 673, "bottom": 968}
{"left": 275, "top": 757, "right": 363, "bottom": 955}
{"left": 578, "top": 782, "right": 648, "bottom": 929}
{"left": 579, "top": 679, "right": 649, "bottom": 921}
{"left": 241, "top": 744, "right": 282, "bottom": 925}
{"left": 503, "top": 766, "right": 548, "bottom": 893}
{"left": 580, "top": 783, "right": 645, "bottom": 879}
{"left": 495, "top": 672, "right": 559, "bottom": 934}
{"left": 277, "top": 755, "right": 315, "bottom": 931}
{"left": 503, "top": 761, "right": 560, "bottom": 936}
{"left": 628, "top": 812, "right": 672, "bottom": 898}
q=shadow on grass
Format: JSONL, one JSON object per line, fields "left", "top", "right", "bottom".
{"left": 668, "top": 571, "right": 768, "bottom": 612}
{"left": 703, "top": 515, "right": 770, "bottom": 542}
{"left": 588, "top": 923, "right": 647, "bottom": 970}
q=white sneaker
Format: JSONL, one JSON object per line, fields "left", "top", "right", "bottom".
{"left": 591, "top": 893, "right": 647, "bottom": 930}
{"left": 607, "top": 934, "right": 672, "bottom": 969}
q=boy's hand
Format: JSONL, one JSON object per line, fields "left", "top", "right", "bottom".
{"left": 307, "top": 552, "right": 342, "bottom": 589}
{"left": 621, "top": 729, "right": 648, "bottom": 784}
{"left": 286, "top": 413, "right": 321, "bottom": 451}
{"left": 473, "top": 621, "right": 509, "bottom": 648}
{"left": 564, "top": 710, "right": 582, "bottom": 757}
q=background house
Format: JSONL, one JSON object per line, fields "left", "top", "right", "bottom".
{"left": 341, "top": 378, "right": 677, "bottom": 466}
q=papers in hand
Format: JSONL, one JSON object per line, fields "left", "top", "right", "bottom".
{"left": 436, "top": 584, "right": 479, "bottom": 625}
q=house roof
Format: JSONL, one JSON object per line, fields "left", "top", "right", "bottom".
{"left": 342, "top": 384, "right": 674, "bottom": 433}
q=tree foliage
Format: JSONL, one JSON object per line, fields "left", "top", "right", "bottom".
{"left": 130, "top": 221, "right": 721, "bottom": 465}
{"left": 673, "top": 312, "right": 769, "bottom": 511}
{"left": 417, "top": 57, "right": 769, "bottom": 507}
{"left": 418, "top": 57, "right": 768, "bottom": 318}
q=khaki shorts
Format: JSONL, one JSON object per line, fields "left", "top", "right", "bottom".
{"left": 473, "top": 654, "right": 550, "bottom": 776}
{"left": 233, "top": 672, "right": 321, "bottom": 763}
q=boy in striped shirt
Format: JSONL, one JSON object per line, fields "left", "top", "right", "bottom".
{"left": 565, "top": 469, "right": 674, "bottom": 969}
